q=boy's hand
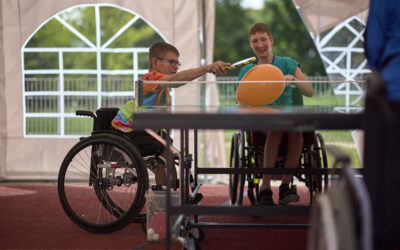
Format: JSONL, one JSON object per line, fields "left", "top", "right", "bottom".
{"left": 284, "top": 74, "right": 296, "bottom": 87}
{"left": 208, "top": 61, "right": 231, "bottom": 76}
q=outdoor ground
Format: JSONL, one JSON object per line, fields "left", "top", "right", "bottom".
{"left": 0, "top": 182, "right": 310, "bottom": 249}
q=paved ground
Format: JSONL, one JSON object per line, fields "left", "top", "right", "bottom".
{"left": 0, "top": 182, "right": 310, "bottom": 249}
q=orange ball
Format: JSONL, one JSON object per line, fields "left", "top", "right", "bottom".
{"left": 237, "top": 64, "right": 285, "bottom": 106}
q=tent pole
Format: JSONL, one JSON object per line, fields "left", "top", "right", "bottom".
{"left": 200, "top": 0, "right": 206, "bottom": 69}
{"left": 199, "top": 0, "right": 208, "bottom": 177}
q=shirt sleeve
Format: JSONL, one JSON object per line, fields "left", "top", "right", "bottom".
{"left": 142, "top": 71, "right": 167, "bottom": 94}
{"left": 286, "top": 57, "right": 300, "bottom": 75}
{"left": 111, "top": 99, "right": 135, "bottom": 132}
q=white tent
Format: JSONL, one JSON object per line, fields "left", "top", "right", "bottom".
{"left": 0, "top": 0, "right": 370, "bottom": 180}
{"left": 0, "top": 0, "right": 215, "bottom": 180}
{"left": 293, "top": 0, "right": 369, "bottom": 34}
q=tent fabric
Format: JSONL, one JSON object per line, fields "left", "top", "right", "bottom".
{"left": 0, "top": 0, "right": 214, "bottom": 180}
{"left": 202, "top": 0, "right": 227, "bottom": 177}
{"left": 0, "top": 1, "right": 6, "bottom": 179}
{"left": 293, "top": 0, "right": 369, "bottom": 34}
{"left": 0, "top": 0, "right": 371, "bottom": 180}
{"left": 204, "top": 74, "right": 228, "bottom": 182}
{"left": 172, "top": 0, "right": 227, "bottom": 176}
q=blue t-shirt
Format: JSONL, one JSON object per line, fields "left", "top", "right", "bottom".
{"left": 364, "top": 0, "right": 400, "bottom": 101}
{"left": 238, "top": 55, "right": 299, "bottom": 106}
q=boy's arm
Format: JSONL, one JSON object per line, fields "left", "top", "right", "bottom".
{"left": 287, "top": 67, "right": 314, "bottom": 97}
{"left": 162, "top": 61, "right": 230, "bottom": 85}
{"left": 111, "top": 100, "right": 135, "bottom": 133}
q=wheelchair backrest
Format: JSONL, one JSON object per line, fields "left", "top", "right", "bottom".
{"left": 94, "top": 108, "right": 119, "bottom": 131}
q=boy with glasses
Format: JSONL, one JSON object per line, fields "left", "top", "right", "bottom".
{"left": 142, "top": 42, "right": 229, "bottom": 105}
{"left": 111, "top": 42, "right": 230, "bottom": 188}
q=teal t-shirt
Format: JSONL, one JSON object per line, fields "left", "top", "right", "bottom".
{"left": 238, "top": 55, "right": 299, "bottom": 106}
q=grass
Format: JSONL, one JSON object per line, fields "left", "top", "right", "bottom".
{"left": 64, "top": 117, "right": 93, "bottom": 135}
{"left": 26, "top": 117, "right": 93, "bottom": 136}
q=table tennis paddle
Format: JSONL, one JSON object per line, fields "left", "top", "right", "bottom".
{"left": 226, "top": 57, "right": 256, "bottom": 70}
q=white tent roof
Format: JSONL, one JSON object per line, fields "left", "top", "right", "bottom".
{"left": 293, "top": 0, "right": 370, "bottom": 34}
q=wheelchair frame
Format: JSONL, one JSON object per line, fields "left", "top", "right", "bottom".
{"left": 58, "top": 108, "right": 185, "bottom": 234}
{"left": 58, "top": 107, "right": 203, "bottom": 243}
{"left": 57, "top": 108, "right": 149, "bottom": 233}
{"left": 229, "top": 129, "right": 329, "bottom": 207}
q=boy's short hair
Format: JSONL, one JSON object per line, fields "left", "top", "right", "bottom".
{"left": 149, "top": 42, "right": 180, "bottom": 66}
{"left": 249, "top": 23, "right": 272, "bottom": 38}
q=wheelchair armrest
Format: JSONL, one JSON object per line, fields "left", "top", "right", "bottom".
{"left": 76, "top": 110, "right": 96, "bottom": 119}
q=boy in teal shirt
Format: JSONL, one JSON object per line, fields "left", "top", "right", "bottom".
{"left": 239, "top": 23, "right": 314, "bottom": 205}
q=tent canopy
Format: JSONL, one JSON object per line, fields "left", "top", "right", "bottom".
{"left": 293, "top": 0, "right": 369, "bottom": 34}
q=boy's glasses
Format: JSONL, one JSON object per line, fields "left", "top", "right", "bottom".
{"left": 157, "top": 57, "right": 181, "bottom": 67}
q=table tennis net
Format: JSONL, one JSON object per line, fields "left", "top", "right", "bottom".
{"left": 137, "top": 78, "right": 366, "bottom": 109}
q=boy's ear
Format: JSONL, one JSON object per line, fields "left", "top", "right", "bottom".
{"left": 150, "top": 57, "right": 157, "bottom": 69}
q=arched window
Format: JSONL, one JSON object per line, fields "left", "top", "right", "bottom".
{"left": 22, "top": 4, "right": 166, "bottom": 137}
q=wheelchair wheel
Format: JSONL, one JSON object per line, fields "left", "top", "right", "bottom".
{"left": 229, "top": 132, "right": 246, "bottom": 205}
{"left": 229, "top": 133, "right": 240, "bottom": 205}
{"left": 314, "top": 132, "right": 328, "bottom": 191}
{"left": 302, "top": 132, "right": 329, "bottom": 204}
{"left": 58, "top": 133, "right": 148, "bottom": 233}
{"left": 236, "top": 131, "right": 246, "bottom": 205}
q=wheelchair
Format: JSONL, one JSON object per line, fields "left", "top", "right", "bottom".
{"left": 57, "top": 107, "right": 181, "bottom": 234}
{"left": 229, "top": 88, "right": 329, "bottom": 206}
{"left": 229, "top": 130, "right": 328, "bottom": 206}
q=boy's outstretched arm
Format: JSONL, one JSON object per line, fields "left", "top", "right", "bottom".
{"left": 162, "top": 61, "right": 230, "bottom": 83}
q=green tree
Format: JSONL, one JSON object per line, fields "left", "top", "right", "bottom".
{"left": 214, "top": 0, "right": 254, "bottom": 76}
{"left": 256, "top": 0, "right": 326, "bottom": 76}
{"left": 25, "top": 6, "right": 164, "bottom": 72}
{"left": 214, "top": 0, "right": 326, "bottom": 77}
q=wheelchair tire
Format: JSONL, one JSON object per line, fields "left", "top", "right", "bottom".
{"left": 58, "top": 133, "right": 148, "bottom": 233}
{"left": 229, "top": 133, "right": 240, "bottom": 205}
{"left": 315, "top": 132, "right": 328, "bottom": 191}
{"left": 237, "top": 131, "right": 246, "bottom": 205}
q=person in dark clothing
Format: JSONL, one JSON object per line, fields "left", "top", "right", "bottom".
{"left": 363, "top": 0, "right": 400, "bottom": 248}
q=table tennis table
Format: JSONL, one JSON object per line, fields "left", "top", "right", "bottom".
{"left": 132, "top": 103, "right": 364, "bottom": 249}
{"left": 133, "top": 105, "right": 363, "bottom": 130}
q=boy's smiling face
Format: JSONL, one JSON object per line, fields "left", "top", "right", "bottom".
{"left": 250, "top": 32, "right": 274, "bottom": 60}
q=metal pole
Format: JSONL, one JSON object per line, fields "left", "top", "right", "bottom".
{"left": 200, "top": 0, "right": 208, "bottom": 180}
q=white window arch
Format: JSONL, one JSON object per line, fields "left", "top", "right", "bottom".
{"left": 22, "top": 4, "right": 167, "bottom": 137}
{"left": 313, "top": 16, "right": 369, "bottom": 108}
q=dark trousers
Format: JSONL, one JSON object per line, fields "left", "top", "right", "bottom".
{"left": 112, "top": 128, "right": 164, "bottom": 157}
{"left": 363, "top": 75, "right": 400, "bottom": 249}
